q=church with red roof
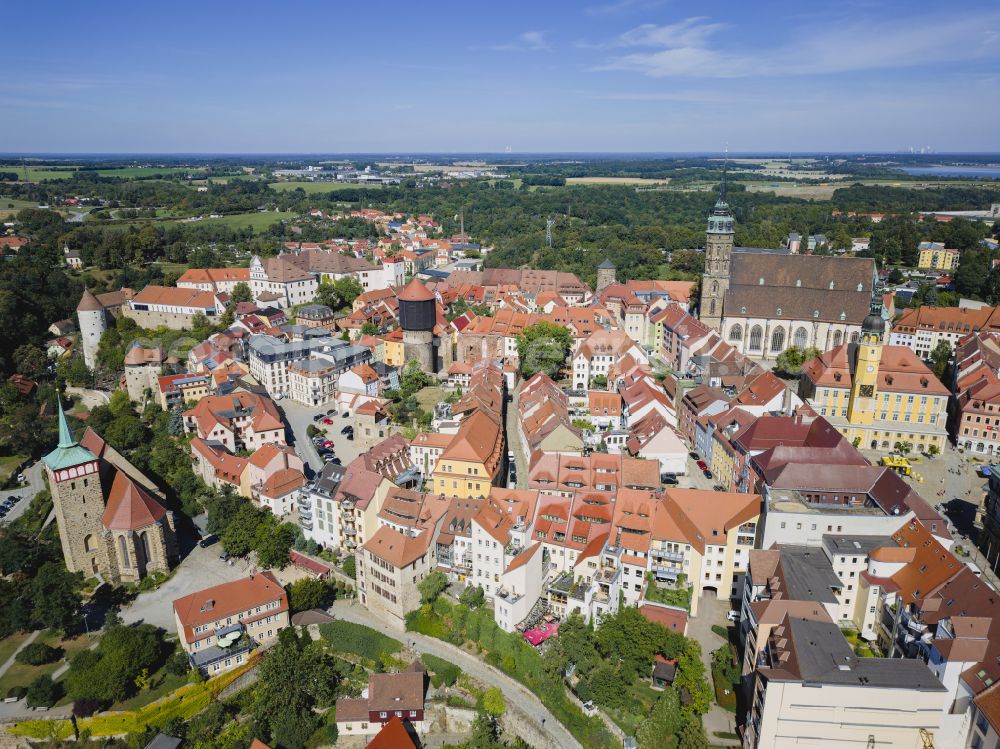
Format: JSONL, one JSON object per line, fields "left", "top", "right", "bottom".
{"left": 43, "top": 402, "right": 177, "bottom": 585}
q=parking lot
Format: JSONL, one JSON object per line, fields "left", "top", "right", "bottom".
{"left": 0, "top": 460, "right": 46, "bottom": 526}
{"left": 278, "top": 398, "right": 363, "bottom": 477}
{"left": 120, "top": 536, "right": 252, "bottom": 630}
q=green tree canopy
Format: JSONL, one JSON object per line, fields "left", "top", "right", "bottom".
{"left": 516, "top": 321, "right": 573, "bottom": 379}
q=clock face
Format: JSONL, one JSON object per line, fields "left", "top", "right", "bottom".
{"left": 858, "top": 384, "right": 875, "bottom": 398}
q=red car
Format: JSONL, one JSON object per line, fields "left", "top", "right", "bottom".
{"left": 696, "top": 459, "right": 709, "bottom": 471}
{"left": 323, "top": 440, "right": 334, "bottom": 448}
{"left": 322, "top": 417, "right": 333, "bottom": 425}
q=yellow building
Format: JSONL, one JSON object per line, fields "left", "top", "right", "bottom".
{"left": 431, "top": 410, "right": 504, "bottom": 499}
{"left": 917, "top": 241, "right": 959, "bottom": 271}
{"left": 800, "top": 302, "right": 949, "bottom": 452}
{"left": 383, "top": 329, "right": 404, "bottom": 367}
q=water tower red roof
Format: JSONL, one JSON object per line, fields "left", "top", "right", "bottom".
{"left": 398, "top": 278, "right": 435, "bottom": 302}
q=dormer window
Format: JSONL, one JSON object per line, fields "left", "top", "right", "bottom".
{"left": 740, "top": 306, "right": 747, "bottom": 314}
{"left": 759, "top": 278, "right": 765, "bottom": 285}
{"left": 796, "top": 279, "right": 802, "bottom": 287}
{"left": 813, "top": 310, "right": 820, "bottom": 318}
{"left": 857, "top": 283, "right": 864, "bottom": 291}
{"left": 840, "top": 312, "right": 846, "bottom": 321}
{"left": 829, "top": 281, "right": 835, "bottom": 290}
{"left": 776, "top": 308, "right": 782, "bottom": 316}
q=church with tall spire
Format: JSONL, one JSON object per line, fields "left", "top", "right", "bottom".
{"left": 695, "top": 158, "right": 879, "bottom": 360}
{"left": 43, "top": 400, "right": 177, "bottom": 585}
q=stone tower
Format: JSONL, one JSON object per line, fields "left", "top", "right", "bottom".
{"left": 596, "top": 259, "right": 616, "bottom": 296}
{"left": 77, "top": 288, "right": 107, "bottom": 370}
{"left": 398, "top": 278, "right": 437, "bottom": 374}
{"left": 698, "top": 195, "right": 735, "bottom": 331}
{"left": 847, "top": 282, "right": 886, "bottom": 429}
{"left": 43, "top": 401, "right": 110, "bottom": 577}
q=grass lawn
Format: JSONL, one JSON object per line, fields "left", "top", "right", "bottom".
{"left": 0, "top": 632, "right": 32, "bottom": 668}
{"left": 0, "top": 631, "right": 97, "bottom": 695}
{"left": 111, "top": 670, "right": 188, "bottom": 711}
{"left": 415, "top": 386, "right": 446, "bottom": 412}
{"left": 93, "top": 167, "right": 206, "bottom": 179}
{"left": 12, "top": 166, "right": 82, "bottom": 182}
{"left": 0, "top": 454, "right": 26, "bottom": 483}
{"left": 269, "top": 181, "right": 384, "bottom": 193}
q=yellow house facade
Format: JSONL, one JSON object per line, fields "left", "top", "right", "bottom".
{"left": 917, "top": 242, "right": 959, "bottom": 271}
{"left": 430, "top": 410, "right": 504, "bottom": 499}
{"left": 382, "top": 330, "right": 405, "bottom": 367}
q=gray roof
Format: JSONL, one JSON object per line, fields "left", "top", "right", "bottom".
{"left": 822, "top": 534, "right": 894, "bottom": 559}
{"left": 297, "top": 304, "right": 334, "bottom": 320}
{"left": 776, "top": 545, "right": 842, "bottom": 604}
{"left": 598, "top": 259, "right": 616, "bottom": 269}
{"left": 776, "top": 617, "right": 945, "bottom": 690}
{"left": 311, "top": 462, "right": 346, "bottom": 498}
{"left": 145, "top": 735, "right": 182, "bottom": 749}
{"left": 290, "top": 357, "right": 334, "bottom": 373}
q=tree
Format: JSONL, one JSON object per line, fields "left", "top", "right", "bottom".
{"left": 480, "top": 686, "right": 506, "bottom": 717}
{"left": 254, "top": 629, "right": 340, "bottom": 749}
{"left": 253, "top": 519, "right": 296, "bottom": 569}
{"left": 928, "top": 444, "right": 940, "bottom": 457}
{"left": 893, "top": 441, "right": 913, "bottom": 457}
{"left": 65, "top": 623, "right": 165, "bottom": 703}
{"left": 677, "top": 716, "right": 710, "bottom": 749}
{"left": 287, "top": 577, "right": 334, "bottom": 613}
{"left": 516, "top": 321, "right": 573, "bottom": 379}
{"left": 342, "top": 555, "right": 356, "bottom": 579}
{"left": 887, "top": 267, "right": 905, "bottom": 284}
{"left": 221, "top": 504, "right": 264, "bottom": 557}
{"left": 332, "top": 277, "right": 363, "bottom": 309}
{"left": 418, "top": 570, "right": 449, "bottom": 604}
{"left": 31, "top": 562, "right": 83, "bottom": 633}
{"left": 26, "top": 675, "right": 60, "bottom": 709}
{"left": 773, "top": 346, "right": 821, "bottom": 379}
{"left": 13, "top": 343, "right": 49, "bottom": 379}
{"left": 930, "top": 340, "right": 952, "bottom": 383}
{"left": 637, "top": 687, "right": 684, "bottom": 749}
{"left": 230, "top": 282, "right": 252, "bottom": 305}
{"left": 459, "top": 585, "right": 486, "bottom": 609}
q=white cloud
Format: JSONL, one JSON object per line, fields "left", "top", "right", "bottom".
{"left": 488, "top": 31, "right": 551, "bottom": 52}
{"left": 592, "top": 12, "right": 1000, "bottom": 78}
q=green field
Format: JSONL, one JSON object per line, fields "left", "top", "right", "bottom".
{"left": 164, "top": 210, "right": 296, "bottom": 231}
{"left": 269, "top": 180, "right": 383, "bottom": 193}
{"left": 0, "top": 198, "right": 44, "bottom": 218}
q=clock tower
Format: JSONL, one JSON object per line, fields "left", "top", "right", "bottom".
{"left": 847, "top": 281, "right": 886, "bottom": 426}
{"left": 699, "top": 188, "right": 734, "bottom": 331}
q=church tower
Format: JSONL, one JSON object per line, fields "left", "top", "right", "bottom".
{"left": 847, "top": 282, "right": 886, "bottom": 426}
{"left": 698, "top": 190, "right": 734, "bottom": 331}
{"left": 43, "top": 401, "right": 110, "bottom": 576}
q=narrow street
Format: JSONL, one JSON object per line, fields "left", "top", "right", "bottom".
{"left": 505, "top": 389, "right": 527, "bottom": 489}
{"left": 329, "top": 600, "right": 583, "bottom": 749}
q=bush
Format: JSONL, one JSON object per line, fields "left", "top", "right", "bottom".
{"left": 26, "top": 675, "right": 60, "bottom": 709}
{"left": 15, "top": 642, "right": 63, "bottom": 666}
{"left": 7, "top": 686, "right": 27, "bottom": 700}
{"left": 165, "top": 651, "right": 190, "bottom": 676}
{"left": 73, "top": 698, "right": 106, "bottom": 718}
{"left": 317, "top": 620, "right": 400, "bottom": 662}
{"left": 422, "top": 653, "right": 460, "bottom": 688}
{"left": 341, "top": 555, "right": 356, "bottom": 579}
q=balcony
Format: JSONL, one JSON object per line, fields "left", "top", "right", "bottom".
{"left": 341, "top": 499, "right": 356, "bottom": 511}
{"left": 345, "top": 538, "right": 356, "bottom": 549}
{"left": 344, "top": 526, "right": 357, "bottom": 536}
{"left": 299, "top": 517, "right": 313, "bottom": 530}
{"left": 655, "top": 550, "right": 685, "bottom": 563}
{"left": 299, "top": 506, "right": 313, "bottom": 520}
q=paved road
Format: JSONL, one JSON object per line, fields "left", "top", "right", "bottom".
{"left": 1, "top": 461, "right": 44, "bottom": 526}
{"left": 505, "top": 392, "right": 526, "bottom": 489}
{"left": 329, "top": 600, "right": 582, "bottom": 749}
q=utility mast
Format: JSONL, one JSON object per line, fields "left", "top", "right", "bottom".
{"left": 545, "top": 216, "right": 555, "bottom": 248}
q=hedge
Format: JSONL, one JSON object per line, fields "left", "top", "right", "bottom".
{"left": 13, "top": 657, "right": 256, "bottom": 739}
{"left": 317, "top": 620, "right": 401, "bottom": 662}
{"left": 421, "top": 653, "right": 460, "bottom": 688}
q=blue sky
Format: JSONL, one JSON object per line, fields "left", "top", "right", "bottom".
{"left": 2, "top": 0, "right": 999, "bottom": 153}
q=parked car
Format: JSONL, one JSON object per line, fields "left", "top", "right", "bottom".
{"left": 340, "top": 426, "right": 353, "bottom": 435}
{"left": 0, "top": 508, "right": 8, "bottom": 518}
{"left": 662, "top": 475, "right": 679, "bottom": 485}
{"left": 696, "top": 459, "right": 708, "bottom": 471}
{"left": 312, "top": 414, "right": 325, "bottom": 422}
{"left": 345, "top": 434, "right": 354, "bottom": 441}
{"left": 688, "top": 451, "right": 699, "bottom": 460}
{"left": 326, "top": 409, "right": 336, "bottom": 416}
{"left": 702, "top": 469, "right": 713, "bottom": 480}
{"left": 219, "top": 552, "right": 230, "bottom": 562}
{"left": 329, "top": 457, "right": 342, "bottom": 465}
{"left": 322, "top": 418, "right": 334, "bottom": 425}
{"left": 582, "top": 700, "right": 597, "bottom": 716}
{"left": 198, "top": 535, "right": 218, "bottom": 548}
{"left": 16, "top": 474, "right": 25, "bottom": 484}
{"left": 323, "top": 440, "right": 334, "bottom": 448}
{"left": 726, "top": 610, "right": 740, "bottom": 622}
{"left": 341, "top": 412, "right": 350, "bottom": 419}
{"left": 713, "top": 484, "right": 725, "bottom": 492}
